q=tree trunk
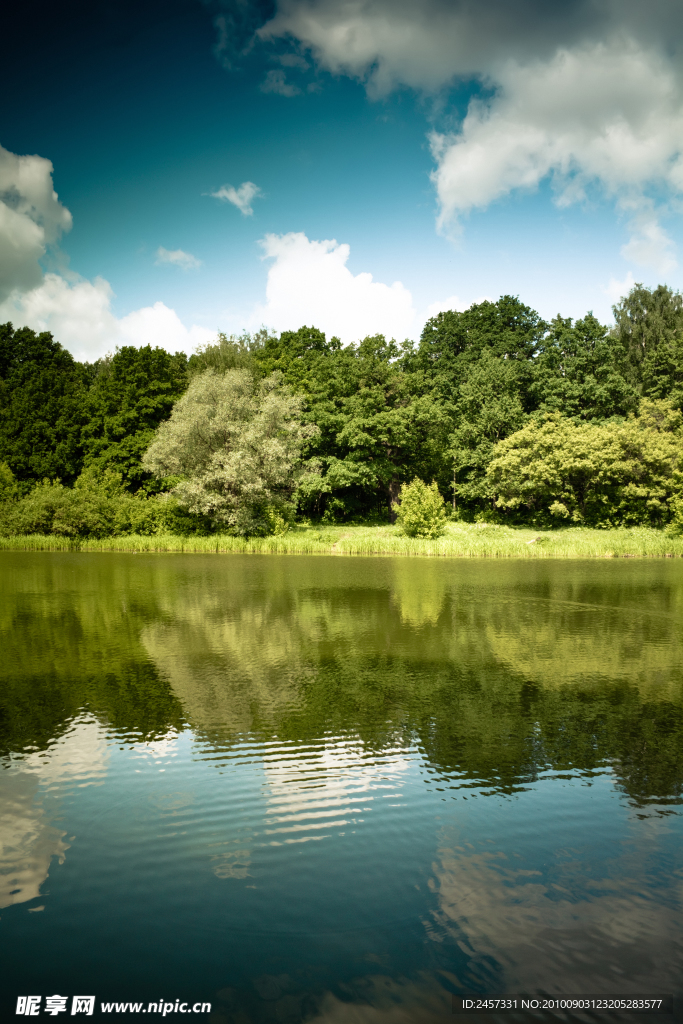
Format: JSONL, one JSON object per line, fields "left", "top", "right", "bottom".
{"left": 387, "top": 478, "right": 400, "bottom": 522}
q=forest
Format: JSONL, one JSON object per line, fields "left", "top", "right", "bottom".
{"left": 2, "top": 281, "right": 683, "bottom": 538}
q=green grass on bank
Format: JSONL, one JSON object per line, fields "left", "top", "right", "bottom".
{"left": 2, "top": 522, "right": 683, "bottom": 558}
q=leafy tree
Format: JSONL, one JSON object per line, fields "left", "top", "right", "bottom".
{"left": 82, "top": 344, "right": 188, "bottom": 491}
{"left": 252, "top": 327, "right": 452, "bottom": 519}
{"left": 416, "top": 295, "right": 545, "bottom": 399}
{"left": 532, "top": 313, "right": 637, "bottom": 419}
{"left": 487, "top": 400, "right": 683, "bottom": 526}
{"left": 612, "top": 283, "right": 683, "bottom": 404}
{"left": 449, "top": 350, "right": 528, "bottom": 512}
{"left": 188, "top": 329, "right": 271, "bottom": 377}
{"left": 142, "top": 368, "right": 316, "bottom": 535}
{"left": 393, "top": 478, "right": 447, "bottom": 538}
{"left": 0, "top": 323, "right": 90, "bottom": 486}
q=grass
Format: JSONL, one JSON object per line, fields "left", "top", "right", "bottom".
{"left": 2, "top": 521, "right": 683, "bottom": 558}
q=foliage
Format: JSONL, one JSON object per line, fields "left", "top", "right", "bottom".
{"left": 0, "top": 322, "right": 90, "bottom": 486}
{"left": 612, "top": 282, "right": 683, "bottom": 404}
{"left": 416, "top": 295, "right": 545, "bottom": 384}
{"left": 0, "top": 466, "right": 209, "bottom": 539}
{"left": 188, "top": 329, "right": 273, "bottom": 377}
{"left": 393, "top": 478, "right": 447, "bottom": 538}
{"left": 6, "top": 281, "right": 683, "bottom": 535}
{"left": 0, "top": 462, "right": 18, "bottom": 502}
{"left": 487, "top": 400, "right": 683, "bottom": 526}
{"left": 142, "top": 368, "right": 317, "bottom": 535}
{"left": 449, "top": 350, "right": 527, "bottom": 509}
{"left": 82, "top": 344, "right": 187, "bottom": 492}
{"left": 532, "top": 313, "right": 637, "bottom": 420}
{"left": 252, "top": 327, "right": 452, "bottom": 520}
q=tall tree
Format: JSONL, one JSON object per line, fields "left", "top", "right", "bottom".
{"left": 0, "top": 323, "right": 90, "bottom": 486}
{"left": 532, "top": 313, "right": 637, "bottom": 420}
{"left": 612, "top": 283, "right": 683, "bottom": 405}
{"left": 252, "top": 328, "right": 452, "bottom": 518}
{"left": 416, "top": 295, "right": 545, "bottom": 401}
{"left": 142, "top": 368, "right": 316, "bottom": 535}
{"left": 83, "top": 344, "right": 187, "bottom": 491}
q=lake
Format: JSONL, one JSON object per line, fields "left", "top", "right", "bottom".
{"left": 1, "top": 552, "right": 681, "bottom": 1023}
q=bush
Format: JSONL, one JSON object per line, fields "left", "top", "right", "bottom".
{"left": 393, "top": 478, "right": 447, "bottom": 538}
{"left": 0, "top": 466, "right": 212, "bottom": 538}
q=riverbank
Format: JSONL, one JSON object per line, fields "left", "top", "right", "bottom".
{"left": 2, "top": 522, "right": 683, "bottom": 557}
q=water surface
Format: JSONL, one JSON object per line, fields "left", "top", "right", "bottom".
{"left": 1, "top": 553, "right": 682, "bottom": 1022}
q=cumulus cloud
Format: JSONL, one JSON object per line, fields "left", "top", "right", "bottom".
{"left": 155, "top": 246, "right": 202, "bottom": 270}
{"left": 0, "top": 143, "right": 214, "bottom": 361}
{"left": 0, "top": 143, "right": 72, "bottom": 301}
{"left": 253, "top": 231, "right": 415, "bottom": 343}
{"left": 258, "top": 0, "right": 683, "bottom": 271}
{"left": 0, "top": 273, "right": 214, "bottom": 363}
{"left": 210, "top": 181, "right": 262, "bottom": 215}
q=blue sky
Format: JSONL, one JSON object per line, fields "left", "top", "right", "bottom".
{"left": 2, "top": 0, "right": 683, "bottom": 360}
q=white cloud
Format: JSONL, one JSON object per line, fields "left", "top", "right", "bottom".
{"left": 117, "top": 302, "right": 214, "bottom": 353}
{"left": 260, "top": 69, "right": 301, "bottom": 96}
{"left": 0, "top": 143, "right": 72, "bottom": 301}
{"left": 0, "top": 273, "right": 214, "bottom": 362}
{"left": 429, "top": 42, "right": 683, "bottom": 256}
{"left": 0, "top": 143, "right": 214, "bottom": 361}
{"left": 619, "top": 206, "right": 677, "bottom": 274}
{"left": 253, "top": 232, "right": 415, "bottom": 343}
{"left": 210, "top": 181, "right": 262, "bottom": 216}
{"left": 604, "top": 272, "right": 636, "bottom": 304}
{"left": 425, "top": 295, "right": 466, "bottom": 318}
{"left": 155, "top": 246, "right": 202, "bottom": 270}
{"left": 260, "top": 0, "right": 683, "bottom": 271}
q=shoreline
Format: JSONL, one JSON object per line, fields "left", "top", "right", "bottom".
{"left": 2, "top": 522, "right": 683, "bottom": 558}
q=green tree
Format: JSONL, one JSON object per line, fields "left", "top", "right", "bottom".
{"left": 0, "top": 323, "right": 90, "bottom": 486}
{"left": 188, "top": 329, "right": 272, "bottom": 377}
{"left": 416, "top": 295, "right": 545, "bottom": 399}
{"left": 532, "top": 313, "right": 637, "bottom": 419}
{"left": 487, "top": 400, "right": 683, "bottom": 527}
{"left": 612, "top": 283, "right": 683, "bottom": 404}
{"left": 393, "top": 478, "right": 447, "bottom": 538}
{"left": 0, "top": 462, "right": 18, "bottom": 502}
{"left": 142, "top": 368, "right": 317, "bottom": 535}
{"left": 82, "top": 344, "right": 188, "bottom": 491}
{"left": 253, "top": 327, "right": 452, "bottom": 519}
{"left": 449, "top": 350, "right": 528, "bottom": 512}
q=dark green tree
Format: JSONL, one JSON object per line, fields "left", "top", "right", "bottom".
{"left": 254, "top": 327, "right": 452, "bottom": 519}
{"left": 0, "top": 323, "right": 90, "bottom": 487}
{"left": 416, "top": 295, "right": 545, "bottom": 400}
{"left": 82, "top": 344, "right": 187, "bottom": 491}
{"left": 612, "top": 283, "right": 683, "bottom": 405}
{"left": 532, "top": 313, "right": 638, "bottom": 420}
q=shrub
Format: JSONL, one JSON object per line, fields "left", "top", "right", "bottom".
{"left": 393, "top": 478, "right": 447, "bottom": 538}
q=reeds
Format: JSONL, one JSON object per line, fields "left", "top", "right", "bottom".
{"left": 2, "top": 522, "right": 683, "bottom": 557}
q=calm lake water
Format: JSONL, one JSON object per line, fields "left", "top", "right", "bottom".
{"left": 1, "top": 552, "right": 682, "bottom": 1023}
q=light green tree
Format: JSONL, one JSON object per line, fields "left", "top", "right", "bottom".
{"left": 142, "top": 369, "right": 317, "bottom": 535}
{"left": 393, "top": 478, "right": 447, "bottom": 538}
{"left": 486, "top": 400, "right": 683, "bottom": 527}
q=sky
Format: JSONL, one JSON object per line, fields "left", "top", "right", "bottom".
{"left": 2, "top": 0, "right": 683, "bottom": 361}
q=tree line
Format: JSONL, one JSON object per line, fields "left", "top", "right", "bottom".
{"left": 2, "top": 281, "right": 683, "bottom": 536}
